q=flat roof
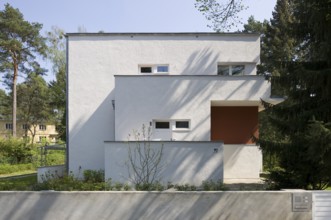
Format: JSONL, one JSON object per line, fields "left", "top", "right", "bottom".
{"left": 66, "top": 32, "right": 260, "bottom": 37}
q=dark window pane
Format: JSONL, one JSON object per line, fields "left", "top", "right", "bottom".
{"left": 155, "top": 122, "right": 170, "bottom": 129}
{"left": 231, "top": 65, "right": 245, "bottom": 75}
{"left": 217, "top": 65, "right": 230, "bottom": 75}
{"left": 176, "top": 121, "right": 189, "bottom": 128}
{"left": 141, "top": 67, "right": 152, "bottom": 73}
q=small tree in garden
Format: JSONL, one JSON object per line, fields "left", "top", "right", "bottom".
{"left": 126, "top": 124, "right": 164, "bottom": 189}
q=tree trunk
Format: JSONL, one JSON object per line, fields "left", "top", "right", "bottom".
{"left": 12, "top": 63, "right": 18, "bottom": 138}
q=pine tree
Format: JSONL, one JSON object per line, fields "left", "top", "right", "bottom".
{"left": 0, "top": 4, "right": 47, "bottom": 137}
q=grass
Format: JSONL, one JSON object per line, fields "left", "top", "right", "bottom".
{"left": 0, "top": 174, "right": 37, "bottom": 190}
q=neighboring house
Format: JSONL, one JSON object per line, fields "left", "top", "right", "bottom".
{"left": 67, "top": 33, "right": 281, "bottom": 184}
{"left": 0, "top": 120, "right": 58, "bottom": 143}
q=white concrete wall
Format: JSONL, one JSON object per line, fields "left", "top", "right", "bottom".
{"left": 223, "top": 145, "right": 263, "bottom": 183}
{"left": 105, "top": 141, "right": 223, "bottom": 185}
{"left": 67, "top": 33, "right": 261, "bottom": 174}
{"left": 37, "top": 165, "right": 65, "bottom": 183}
{"left": 115, "top": 75, "right": 270, "bottom": 141}
{"left": 0, "top": 191, "right": 312, "bottom": 220}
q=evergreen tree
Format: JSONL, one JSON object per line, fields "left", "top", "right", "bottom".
{"left": 259, "top": 0, "right": 331, "bottom": 189}
{"left": 0, "top": 4, "right": 47, "bottom": 137}
{"left": 263, "top": 0, "right": 297, "bottom": 77}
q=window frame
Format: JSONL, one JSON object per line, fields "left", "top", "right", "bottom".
{"left": 154, "top": 121, "right": 171, "bottom": 129}
{"left": 5, "top": 123, "right": 13, "bottom": 130}
{"left": 39, "top": 124, "right": 47, "bottom": 131}
{"left": 174, "top": 120, "right": 190, "bottom": 130}
{"left": 217, "top": 64, "right": 245, "bottom": 76}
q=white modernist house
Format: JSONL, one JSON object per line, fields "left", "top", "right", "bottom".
{"left": 67, "top": 33, "right": 277, "bottom": 184}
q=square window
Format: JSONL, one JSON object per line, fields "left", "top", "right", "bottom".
{"left": 155, "top": 121, "right": 170, "bottom": 129}
{"left": 157, "top": 66, "right": 169, "bottom": 73}
{"left": 39, "top": 125, "right": 46, "bottom": 131}
{"left": 217, "top": 65, "right": 230, "bottom": 76}
{"left": 232, "top": 65, "right": 245, "bottom": 75}
{"left": 175, "top": 121, "right": 189, "bottom": 129}
{"left": 22, "top": 124, "right": 29, "bottom": 130}
{"left": 140, "top": 67, "right": 152, "bottom": 73}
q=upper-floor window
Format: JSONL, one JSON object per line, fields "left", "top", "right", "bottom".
{"left": 22, "top": 124, "right": 30, "bottom": 130}
{"left": 39, "top": 125, "right": 47, "bottom": 131}
{"left": 139, "top": 65, "right": 169, "bottom": 74}
{"left": 5, "top": 123, "right": 12, "bottom": 130}
{"left": 217, "top": 64, "right": 245, "bottom": 76}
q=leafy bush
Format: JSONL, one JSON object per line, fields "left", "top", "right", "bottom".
{"left": 135, "top": 181, "right": 165, "bottom": 191}
{"left": 174, "top": 183, "right": 197, "bottom": 191}
{"left": 202, "top": 179, "right": 226, "bottom": 191}
{"left": 0, "top": 138, "right": 33, "bottom": 164}
{"left": 34, "top": 170, "right": 132, "bottom": 191}
{"left": 83, "top": 169, "right": 105, "bottom": 183}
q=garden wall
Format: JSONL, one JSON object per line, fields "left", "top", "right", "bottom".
{"left": 0, "top": 191, "right": 312, "bottom": 220}
{"left": 105, "top": 141, "right": 223, "bottom": 185}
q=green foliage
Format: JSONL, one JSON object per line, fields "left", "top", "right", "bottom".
{"left": 34, "top": 170, "right": 131, "bottom": 191}
{"left": 0, "top": 174, "right": 36, "bottom": 191}
{"left": 17, "top": 73, "right": 52, "bottom": 143}
{"left": 258, "top": 0, "right": 331, "bottom": 190}
{"left": 47, "top": 27, "right": 66, "bottom": 142}
{"left": 174, "top": 183, "right": 197, "bottom": 191}
{"left": 135, "top": 181, "right": 165, "bottom": 191}
{"left": 195, "top": 0, "right": 246, "bottom": 32}
{"left": 202, "top": 179, "right": 226, "bottom": 191}
{"left": 0, "top": 89, "right": 10, "bottom": 118}
{"left": 0, "top": 3, "right": 47, "bottom": 137}
{"left": 0, "top": 163, "right": 35, "bottom": 175}
{"left": 83, "top": 169, "right": 105, "bottom": 183}
{"left": 0, "top": 138, "right": 33, "bottom": 164}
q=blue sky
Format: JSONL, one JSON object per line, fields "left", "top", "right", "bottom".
{"left": 0, "top": 0, "right": 277, "bottom": 87}
{"left": 2, "top": 0, "right": 276, "bottom": 33}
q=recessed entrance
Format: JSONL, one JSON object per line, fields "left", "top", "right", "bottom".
{"left": 211, "top": 106, "right": 258, "bottom": 144}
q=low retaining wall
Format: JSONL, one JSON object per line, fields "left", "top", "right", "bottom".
{"left": 0, "top": 191, "right": 311, "bottom": 220}
{"left": 37, "top": 165, "right": 65, "bottom": 183}
{"left": 105, "top": 141, "right": 223, "bottom": 185}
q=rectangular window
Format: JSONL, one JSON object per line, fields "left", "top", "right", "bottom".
{"left": 39, "top": 125, "right": 46, "bottom": 131}
{"left": 217, "top": 64, "right": 245, "bottom": 76}
{"left": 22, "top": 124, "right": 29, "bottom": 130}
{"left": 156, "top": 65, "right": 169, "bottom": 73}
{"left": 155, "top": 121, "right": 170, "bottom": 129}
{"left": 175, "top": 121, "right": 190, "bottom": 129}
{"left": 140, "top": 66, "right": 152, "bottom": 73}
{"left": 5, "top": 123, "right": 12, "bottom": 130}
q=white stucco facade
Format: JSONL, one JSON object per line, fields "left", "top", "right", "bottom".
{"left": 67, "top": 33, "right": 270, "bottom": 183}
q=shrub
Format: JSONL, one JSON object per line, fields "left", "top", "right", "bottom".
{"left": 83, "top": 169, "right": 105, "bottom": 183}
{"left": 0, "top": 138, "right": 33, "bottom": 164}
{"left": 174, "top": 183, "right": 197, "bottom": 191}
{"left": 202, "top": 179, "right": 226, "bottom": 191}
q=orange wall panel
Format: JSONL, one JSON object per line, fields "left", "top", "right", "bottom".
{"left": 211, "top": 106, "right": 258, "bottom": 144}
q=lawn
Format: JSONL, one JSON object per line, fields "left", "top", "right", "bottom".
{"left": 0, "top": 174, "right": 37, "bottom": 190}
